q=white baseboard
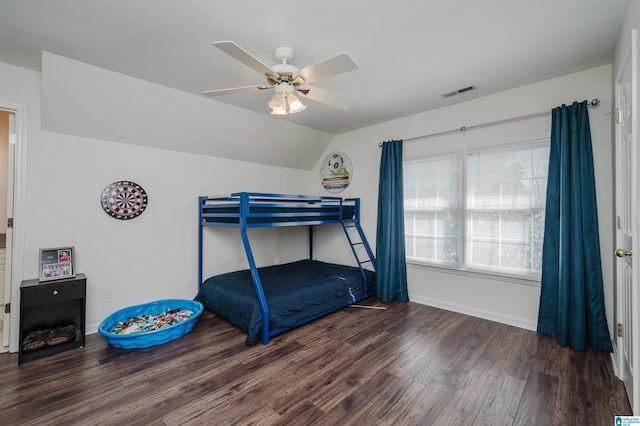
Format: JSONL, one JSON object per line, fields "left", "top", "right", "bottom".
{"left": 609, "top": 340, "right": 625, "bottom": 381}
{"left": 409, "top": 294, "right": 538, "bottom": 331}
{"left": 86, "top": 323, "right": 99, "bottom": 335}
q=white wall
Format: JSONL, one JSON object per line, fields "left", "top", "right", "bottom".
{"left": 313, "top": 65, "right": 615, "bottom": 334}
{"left": 27, "top": 132, "right": 312, "bottom": 331}
{"left": 0, "top": 59, "right": 314, "bottom": 351}
{"left": 615, "top": 0, "right": 640, "bottom": 64}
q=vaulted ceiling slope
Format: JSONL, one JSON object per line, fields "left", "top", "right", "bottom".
{"left": 40, "top": 52, "right": 333, "bottom": 170}
{"left": 0, "top": 1, "right": 629, "bottom": 136}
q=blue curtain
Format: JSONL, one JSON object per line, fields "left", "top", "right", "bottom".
{"left": 376, "top": 140, "right": 408, "bottom": 302}
{"left": 537, "top": 101, "right": 612, "bottom": 352}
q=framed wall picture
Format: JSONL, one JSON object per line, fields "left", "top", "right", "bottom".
{"left": 39, "top": 246, "right": 75, "bottom": 282}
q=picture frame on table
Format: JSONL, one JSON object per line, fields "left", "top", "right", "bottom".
{"left": 39, "top": 246, "right": 75, "bottom": 282}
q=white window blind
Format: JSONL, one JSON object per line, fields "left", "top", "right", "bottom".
{"left": 403, "top": 140, "right": 550, "bottom": 280}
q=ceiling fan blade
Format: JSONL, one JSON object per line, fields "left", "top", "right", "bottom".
{"left": 201, "top": 85, "right": 270, "bottom": 96}
{"left": 212, "top": 41, "right": 276, "bottom": 77}
{"left": 298, "top": 86, "right": 355, "bottom": 110}
{"left": 298, "top": 53, "right": 358, "bottom": 84}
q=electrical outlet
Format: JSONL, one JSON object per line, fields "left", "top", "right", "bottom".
{"left": 105, "top": 287, "right": 114, "bottom": 298}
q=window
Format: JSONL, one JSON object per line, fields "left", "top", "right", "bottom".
{"left": 404, "top": 155, "right": 462, "bottom": 267}
{"left": 404, "top": 140, "right": 550, "bottom": 280}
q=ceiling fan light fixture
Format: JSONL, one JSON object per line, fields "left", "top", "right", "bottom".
{"left": 270, "top": 107, "right": 288, "bottom": 117}
{"left": 268, "top": 92, "right": 286, "bottom": 110}
{"left": 287, "top": 94, "right": 306, "bottom": 114}
{"left": 268, "top": 89, "right": 305, "bottom": 116}
{"left": 269, "top": 92, "right": 288, "bottom": 116}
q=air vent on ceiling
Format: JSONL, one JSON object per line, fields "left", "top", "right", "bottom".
{"left": 441, "top": 85, "right": 477, "bottom": 98}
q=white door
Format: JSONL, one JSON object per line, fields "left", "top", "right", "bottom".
{"left": 615, "top": 28, "right": 639, "bottom": 413}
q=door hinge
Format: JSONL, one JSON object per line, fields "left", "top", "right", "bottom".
{"left": 7, "top": 218, "right": 12, "bottom": 229}
{"left": 4, "top": 303, "right": 9, "bottom": 314}
{"left": 618, "top": 322, "right": 624, "bottom": 337}
{"left": 617, "top": 216, "right": 622, "bottom": 230}
{"left": 615, "top": 108, "right": 623, "bottom": 124}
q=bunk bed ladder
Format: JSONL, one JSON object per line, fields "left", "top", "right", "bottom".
{"left": 342, "top": 222, "right": 376, "bottom": 268}
{"left": 341, "top": 210, "right": 376, "bottom": 296}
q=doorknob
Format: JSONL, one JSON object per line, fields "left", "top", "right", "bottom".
{"left": 616, "top": 248, "right": 633, "bottom": 257}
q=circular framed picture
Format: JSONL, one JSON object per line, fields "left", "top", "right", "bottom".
{"left": 320, "top": 151, "right": 353, "bottom": 193}
{"left": 101, "top": 181, "right": 148, "bottom": 220}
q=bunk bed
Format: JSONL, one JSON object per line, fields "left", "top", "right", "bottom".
{"left": 196, "top": 192, "right": 376, "bottom": 346}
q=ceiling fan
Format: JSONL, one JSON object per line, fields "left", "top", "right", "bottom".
{"left": 202, "top": 41, "right": 358, "bottom": 116}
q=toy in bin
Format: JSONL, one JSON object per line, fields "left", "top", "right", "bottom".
{"left": 99, "top": 299, "right": 203, "bottom": 349}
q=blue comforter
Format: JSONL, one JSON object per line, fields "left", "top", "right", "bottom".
{"left": 195, "top": 259, "right": 375, "bottom": 345}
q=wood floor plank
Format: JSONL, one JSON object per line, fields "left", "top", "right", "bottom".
{"left": 473, "top": 322, "right": 522, "bottom": 377}
{"left": 0, "top": 301, "right": 631, "bottom": 425}
{"left": 431, "top": 368, "right": 497, "bottom": 425}
{"left": 373, "top": 332, "right": 427, "bottom": 378}
{"left": 432, "top": 318, "right": 499, "bottom": 387}
{"left": 168, "top": 336, "right": 350, "bottom": 422}
{"left": 311, "top": 371, "right": 412, "bottom": 425}
{"left": 384, "top": 379, "right": 456, "bottom": 426}
{"left": 365, "top": 379, "right": 428, "bottom": 425}
{"left": 513, "top": 369, "right": 556, "bottom": 426}
{"left": 305, "top": 332, "right": 401, "bottom": 410}
{"left": 135, "top": 339, "right": 306, "bottom": 425}
{"left": 8, "top": 380, "right": 153, "bottom": 425}
{"left": 584, "top": 348, "right": 634, "bottom": 419}
{"left": 408, "top": 313, "right": 488, "bottom": 386}
{"left": 473, "top": 372, "right": 526, "bottom": 425}
{"left": 260, "top": 401, "right": 322, "bottom": 426}
{"left": 501, "top": 327, "right": 539, "bottom": 381}
{"left": 266, "top": 345, "right": 363, "bottom": 415}
{"left": 413, "top": 305, "right": 463, "bottom": 336}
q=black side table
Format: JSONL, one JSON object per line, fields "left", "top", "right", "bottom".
{"left": 19, "top": 273, "right": 86, "bottom": 364}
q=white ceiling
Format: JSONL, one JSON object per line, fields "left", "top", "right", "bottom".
{"left": 0, "top": 0, "right": 629, "bottom": 135}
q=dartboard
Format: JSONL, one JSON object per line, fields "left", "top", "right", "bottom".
{"left": 101, "top": 181, "right": 148, "bottom": 220}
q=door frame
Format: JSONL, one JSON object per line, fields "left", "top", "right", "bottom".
{"left": 632, "top": 26, "right": 640, "bottom": 414}
{"left": 1, "top": 110, "right": 15, "bottom": 350}
{"left": 0, "top": 100, "right": 28, "bottom": 353}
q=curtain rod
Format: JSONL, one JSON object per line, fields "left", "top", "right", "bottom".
{"left": 378, "top": 98, "right": 600, "bottom": 147}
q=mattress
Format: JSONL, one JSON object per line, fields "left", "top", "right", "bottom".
{"left": 201, "top": 205, "right": 356, "bottom": 225}
{"left": 195, "top": 259, "right": 375, "bottom": 345}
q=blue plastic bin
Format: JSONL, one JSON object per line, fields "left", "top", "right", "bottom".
{"left": 99, "top": 299, "right": 203, "bottom": 349}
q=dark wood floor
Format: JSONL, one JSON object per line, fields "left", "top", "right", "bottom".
{"left": 0, "top": 300, "right": 631, "bottom": 425}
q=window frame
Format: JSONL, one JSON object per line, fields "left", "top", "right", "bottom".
{"left": 403, "top": 137, "right": 550, "bottom": 285}
{"left": 404, "top": 152, "right": 464, "bottom": 269}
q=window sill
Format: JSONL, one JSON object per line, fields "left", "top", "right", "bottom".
{"left": 406, "top": 260, "right": 541, "bottom": 287}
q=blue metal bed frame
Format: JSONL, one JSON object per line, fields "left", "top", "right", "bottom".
{"left": 198, "top": 192, "right": 376, "bottom": 344}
